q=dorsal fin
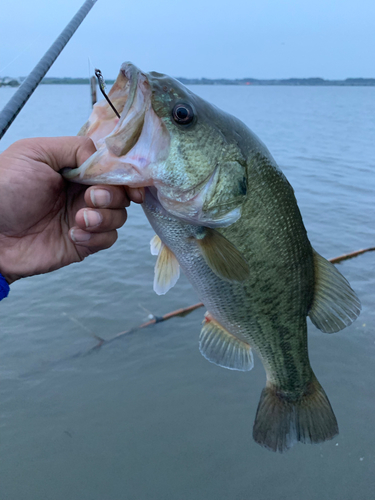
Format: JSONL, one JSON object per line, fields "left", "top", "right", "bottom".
{"left": 153, "top": 242, "right": 180, "bottom": 295}
{"left": 196, "top": 228, "right": 250, "bottom": 282}
{"left": 308, "top": 249, "right": 361, "bottom": 333}
{"left": 199, "top": 313, "right": 254, "bottom": 371}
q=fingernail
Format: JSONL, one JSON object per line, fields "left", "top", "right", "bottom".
{"left": 83, "top": 209, "right": 102, "bottom": 228}
{"left": 71, "top": 228, "right": 91, "bottom": 242}
{"left": 90, "top": 188, "right": 111, "bottom": 207}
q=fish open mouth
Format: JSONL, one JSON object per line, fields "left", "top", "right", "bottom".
{"left": 63, "top": 63, "right": 170, "bottom": 187}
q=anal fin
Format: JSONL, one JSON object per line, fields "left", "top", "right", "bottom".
{"left": 199, "top": 313, "right": 253, "bottom": 371}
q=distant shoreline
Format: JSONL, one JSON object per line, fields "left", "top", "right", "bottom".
{"left": 1, "top": 76, "right": 375, "bottom": 87}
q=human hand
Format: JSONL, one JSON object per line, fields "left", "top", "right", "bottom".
{"left": 0, "top": 136, "right": 144, "bottom": 285}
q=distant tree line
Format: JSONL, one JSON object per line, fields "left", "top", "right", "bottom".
{"left": 40, "top": 76, "right": 375, "bottom": 86}
{"left": 2, "top": 76, "right": 375, "bottom": 87}
{"left": 176, "top": 77, "right": 375, "bottom": 86}
{"left": 0, "top": 77, "right": 21, "bottom": 87}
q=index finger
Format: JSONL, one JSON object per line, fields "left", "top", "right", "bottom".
{"left": 9, "top": 136, "right": 97, "bottom": 172}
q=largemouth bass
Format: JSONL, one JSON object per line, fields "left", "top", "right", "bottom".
{"left": 64, "top": 63, "right": 361, "bottom": 452}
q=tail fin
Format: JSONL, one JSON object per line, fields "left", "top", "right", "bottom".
{"left": 252, "top": 378, "right": 338, "bottom": 452}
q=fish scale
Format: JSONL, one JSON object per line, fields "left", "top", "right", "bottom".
{"left": 143, "top": 157, "right": 314, "bottom": 390}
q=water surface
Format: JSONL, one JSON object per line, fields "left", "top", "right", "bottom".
{"left": 0, "top": 84, "right": 374, "bottom": 500}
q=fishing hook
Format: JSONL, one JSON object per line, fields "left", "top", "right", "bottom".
{"left": 95, "top": 68, "right": 121, "bottom": 119}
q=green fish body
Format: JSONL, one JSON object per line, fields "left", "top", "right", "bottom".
{"left": 64, "top": 63, "right": 361, "bottom": 452}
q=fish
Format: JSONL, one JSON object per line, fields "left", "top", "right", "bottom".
{"left": 63, "top": 63, "right": 361, "bottom": 452}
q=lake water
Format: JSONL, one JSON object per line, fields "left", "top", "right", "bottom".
{"left": 0, "top": 83, "right": 374, "bottom": 500}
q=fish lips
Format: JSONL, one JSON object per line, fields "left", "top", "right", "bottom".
{"left": 63, "top": 63, "right": 170, "bottom": 187}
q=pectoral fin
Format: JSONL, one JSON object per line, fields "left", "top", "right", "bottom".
{"left": 199, "top": 313, "right": 254, "bottom": 371}
{"left": 196, "top": 228, "right": 250, "bottom": 282}
{"left": 308, "top": 249, "right": 361, "bottom": 333}
{"left": 153, "top": 242, "right": 180, "bottom": 295}
{"left": 150, "top": 234, "right": 162, "bottom": 255}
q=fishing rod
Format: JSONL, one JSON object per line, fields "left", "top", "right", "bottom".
{"left": 0, "top": 0, "right": 98, "bottom": 140}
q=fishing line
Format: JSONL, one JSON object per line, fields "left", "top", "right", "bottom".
{"left": 0, "top": 0, "right": 98, "bottom": 140}
{"left": 0, "top": 33, "right": 44, "bottom": 74}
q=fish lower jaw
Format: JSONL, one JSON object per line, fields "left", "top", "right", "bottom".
{"left": 64, "top": 151, "right": 156, "bottom": 186}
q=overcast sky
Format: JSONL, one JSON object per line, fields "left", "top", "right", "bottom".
{"left": 1, "top": 0, "right": 374, "bottom": 80}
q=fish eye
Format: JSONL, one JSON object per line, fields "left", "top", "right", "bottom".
{"left": 172, "top": 103, "right": 194, "bottom": 125}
